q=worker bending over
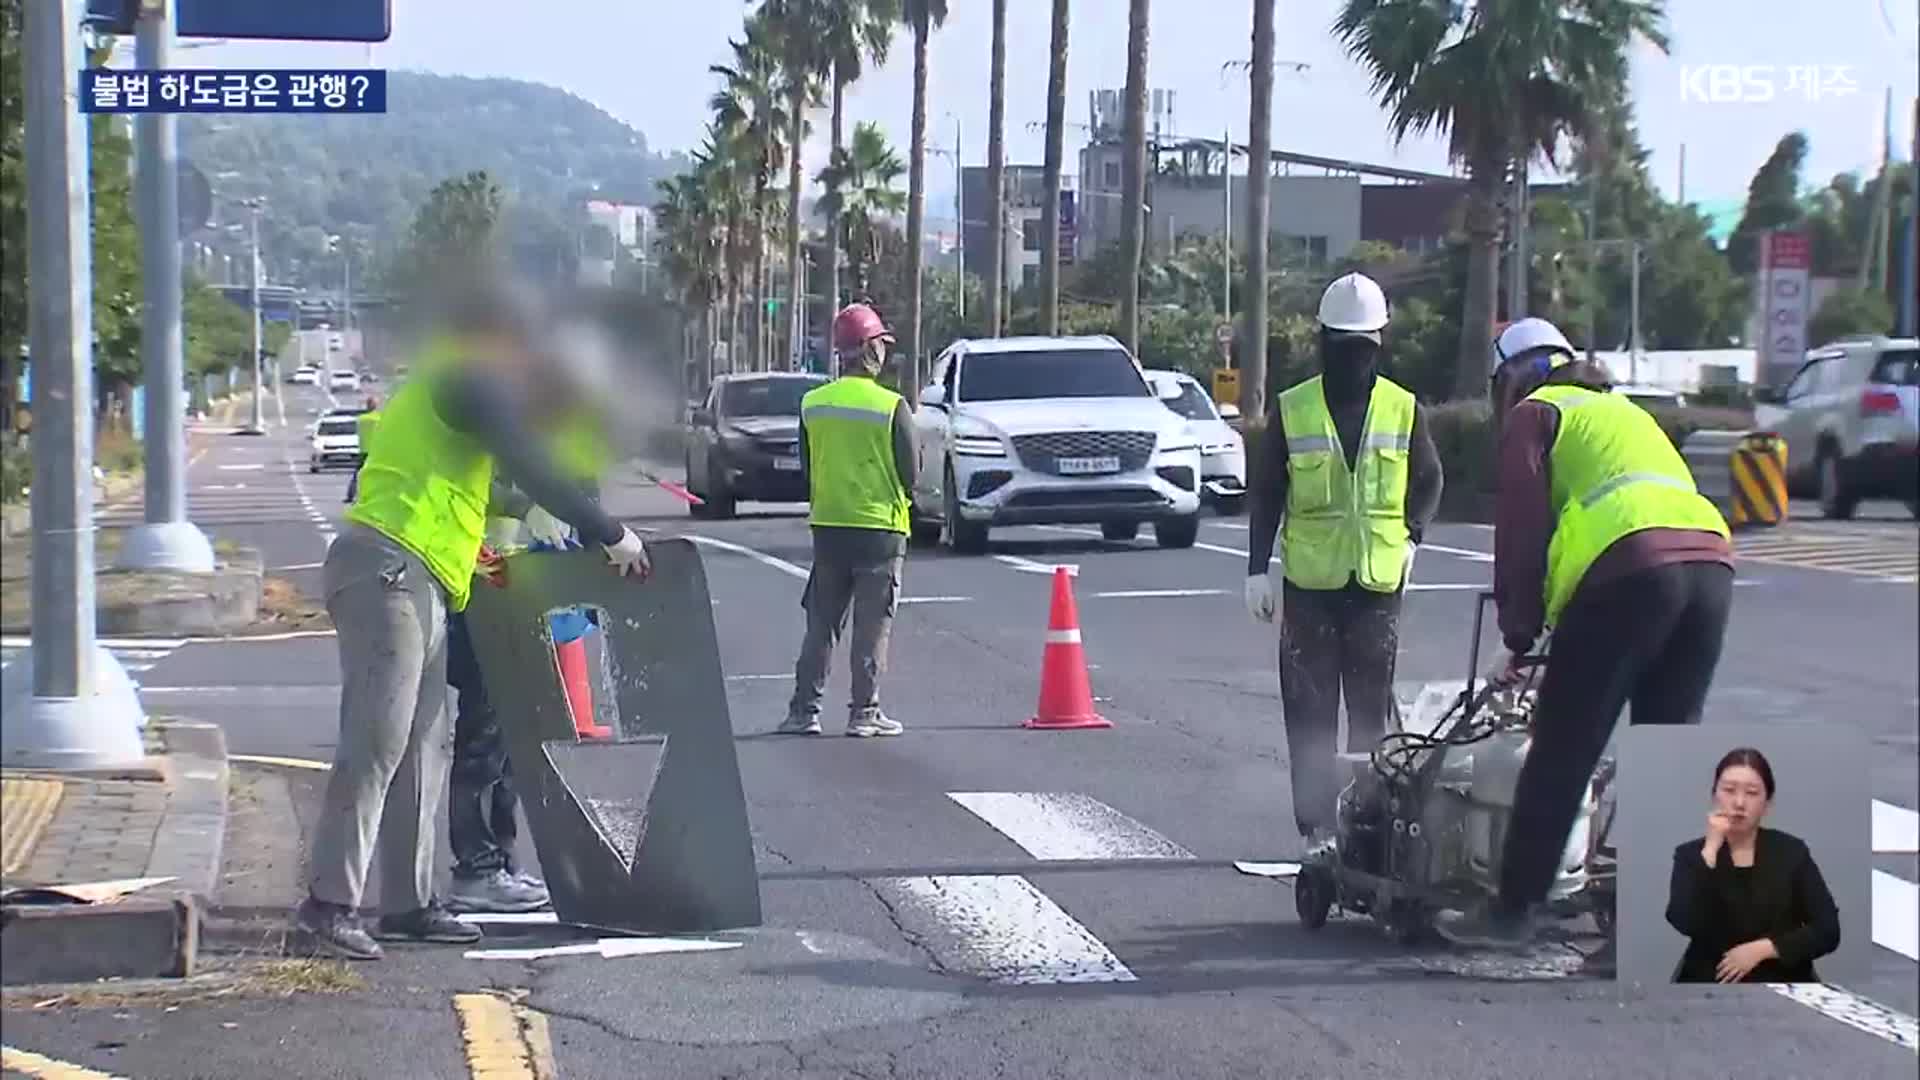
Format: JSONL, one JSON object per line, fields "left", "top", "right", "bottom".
{"left": 1246, "top": 273, "right": 1444, "bottom": 846}
{"left": 294, "top": 282, "right": 650, "bottom": 961}
{"left": 777, "top": 303, "right": 917, "bottom": 738}
{"left": 1437, "top": 317, "right": 1733, "bottom": 948}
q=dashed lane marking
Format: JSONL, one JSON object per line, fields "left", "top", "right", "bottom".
{"left": 949, "top": 792, "right": 1195, "bottom": 861}
{"left": 452, "top": 991, "right": 558, "bottom": 1080}
{"left": 1876, "top": 800, "right": 1919, "bottom": 854}
{"left": 1770, "top": 984, "right": 1919, "bottom": 1052}
{"left": 877, "top": 874, "right": 1137, "bottom": 985}
{"left": 1092, "top": 588, "right": 1226, "bottom": 598}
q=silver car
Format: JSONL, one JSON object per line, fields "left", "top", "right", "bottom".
{"left": 1757, "top": 336, "right": 1919, "bottom": 519}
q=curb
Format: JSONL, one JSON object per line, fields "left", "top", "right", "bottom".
{"left": 149, "top": 720, "right": 230, "bottom": 907}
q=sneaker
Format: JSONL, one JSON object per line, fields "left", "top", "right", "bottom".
{"left": 846, "top": 714, "right": 904, "bottom": 738}
{"left": 293, "top": 897, "right": 382, "bottom": 961}
{"left": 447, "top": 868, "right": 551, "bottom": 914}
{"left": 372, "top": 900, "right": 485, "bottom": 944}
{"left": 1433, "top": 901, "right": 1539, "bottom": 951}
{"left": 777, "top": 714, "right": 823, "bottom": 735}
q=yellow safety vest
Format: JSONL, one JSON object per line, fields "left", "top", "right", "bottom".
{"left": 1277, "top": 375, "right": 1416, "bottom": 592}
{"left": 343, "top": 341, "right": 494, "bottom": 612}
{"left": 1530, "top": 384, "right": 1730, "bottom": 625}
{"left": 356, "top": 409, "right": 383, "bottom": 453}
{"left": 801, "top": 376, "right": 910, "bottom": 534}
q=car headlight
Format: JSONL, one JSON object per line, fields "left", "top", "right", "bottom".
{"left": 951, "top": 433, "right": 1005, "bottom": 457}
{"left": 1158, "top": 441, "right": 1198, "bottom": 455}
{"left": 1201, "top": 441, "right": 1241, "bottom": 455}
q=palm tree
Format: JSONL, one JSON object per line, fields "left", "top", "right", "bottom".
{"left": 818, "top": 2, "right": 898, "bottom": 331}
{"left": 1240, "top": 0, "right": 1274, "bottom": 422}
{"left": 1333, "top": 0, "right": 1668, "bottom": 399}
{"left": 655, "top": 160, "right": 725, "bottom": 385}
{"left": 983, "top": 0, "right": 1008, "bottom": 337}
{"left": 899, "top": 0, "right": 949, "bottom": 404}
{"left": 1118, "top": 0, "right": 1151, "bottom": 358}
{"left": 817, "top": 122, "right": 907, "bottom": 301}
{"left": 1038, "top": 0, "right": 1070, "bottom": 335}
{"left": 711, "top": 16, "right": 791, "bottom": 372}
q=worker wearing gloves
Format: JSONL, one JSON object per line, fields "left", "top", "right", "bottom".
{"left": 294, "top": 283, "right": 651, "bottom": 962}
{"left": 777, "top": 303, "right": 917, "bottom": 738}
{"left": 1246, "top": 273, "right": 1444, "bottom": 847}
{"left": 1436, "top": 317, "right": 1733, "bottom": 949}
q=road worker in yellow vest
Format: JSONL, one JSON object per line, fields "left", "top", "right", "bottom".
{"left": 295, "top": 283, "right": 650, "bottom": 962}
{"left": 777, "top": 302, "right": 917, "bottom": 738}
{"left": 1434, "top": 316, "right": 1734, "bottom": 950}
{"left": 1245, "top": 273, "right": 1444, "bottom": 847}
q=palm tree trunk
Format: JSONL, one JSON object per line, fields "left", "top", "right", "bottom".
{"left": 903, "top": 17, "right": 930, "bottom": 406}
{"left": 1456, "top": 154, "right": 1504, "bottom": 400}
{"left": 785, "top": 77, "right": 806, "bottom": 372}
{"left": 826, "top": 68, "right": 846, "bottom": 325}
{"left": 1118, "top": 0, "right": 1151, "bottom": 359}
{"left": 1039, "top": 0, "right": 1071, "bottom": 336}
{"left": 1240, "top": 0, "right": 1274, "bottom": 422}
{"left": 725, "top": 208, "right": 743, "bottom": 374}
{"left": 983, "top": 0, "right": 1008, "bottom": 338}
{"left": 750, "top": 178, "right": 768, "bottom": 372}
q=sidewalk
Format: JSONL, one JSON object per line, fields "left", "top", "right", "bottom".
{"left": 0, "top": 719, "right": 229, "bottom": 985}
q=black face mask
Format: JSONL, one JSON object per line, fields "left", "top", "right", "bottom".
{"left": 1319, "top": 332, "right": 1379, "bottom": 405}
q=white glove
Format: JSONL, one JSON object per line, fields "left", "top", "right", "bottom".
{"left": 1245, "top": 573, "right": 1275, "bottom": 623}
{"left": 602, "top": 526, "right": 651, "bottom": 579}
{"left": 1482, "top": 645, "right": 1521, "bottom": 687}
{"left": 525, "top": 505, "right": 571, "bottom": 548}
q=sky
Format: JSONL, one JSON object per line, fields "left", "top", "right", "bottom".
{"left": 163, "top": 0, "right": 1919, "bottom": 211}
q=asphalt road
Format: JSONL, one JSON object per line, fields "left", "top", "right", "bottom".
{"left": 5, "top": 378, "right": 1915, "bottom": 1079}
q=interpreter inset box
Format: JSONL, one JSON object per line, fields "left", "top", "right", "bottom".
{"left": 1613, "top": 723, "right": 1871, "bottom": 989}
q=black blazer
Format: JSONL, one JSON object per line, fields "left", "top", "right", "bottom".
{"left": 1665, "top": 827, "right": 1840, "bottom": 983}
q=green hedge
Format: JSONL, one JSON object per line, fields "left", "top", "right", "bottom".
{"left": 1243, "top": 401, "right": 1755, "bottom": 523}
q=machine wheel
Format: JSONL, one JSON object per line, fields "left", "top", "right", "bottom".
{"left": 1155, "top": 512, "right": 1201, "bottom": 550}
{"left": 1817, "top": 449, "right": 1858, "bottom": 521}
{"left": 1591, "top": 890, "right": 1616, "bottom": 937}
{"left": 944, "top": 466, "right": 990, "bottom": 554}
{"left": 1387, "top": 900, "right": 1430, "bottom": 946}
{"left": 1294, "top": 865, "right": 1334, "bottom": 930}
{"left": 1100, "top": 520, "right": 1140, "bottom": 542}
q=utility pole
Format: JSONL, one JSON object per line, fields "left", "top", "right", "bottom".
{"left": 6, "top": 0, "right": 145, "bottom": 767}
{"left": 242, "top": 199, "right": 266, "bottom": 434}
{"left": 1904, "top": 99, "right": 1919, "bottom": 338}
{"left": 950, "top": 114, "right": 965, "bottom": 324}
{"left": 1628, "top": 241, "right": 1642, "bottom": 385}
{"left": 1222, "top": 129, "right": 1232, "bottom": 336}
{"left": 121, "top": 0, "right": 214, "bottom": 573}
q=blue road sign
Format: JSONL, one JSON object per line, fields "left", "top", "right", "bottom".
{"left": 87, "top": 1, "right": 391, "bottom": 43}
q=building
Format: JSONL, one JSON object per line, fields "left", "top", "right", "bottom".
{"left": 577, "top": 199, "right": 655, "bottom": 288}
{"left": 1360, "top": 181, "right": 1576, "bottom": 254}
{"left": 959, "top": 164, "right": 1058, "bottom": 296}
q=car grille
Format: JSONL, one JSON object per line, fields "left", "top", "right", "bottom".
{"left": 756, "top": 438, "right": 799, "bottom": 457}
{"left": 1012, "top": 431, "right": 1156, "bottom": 475}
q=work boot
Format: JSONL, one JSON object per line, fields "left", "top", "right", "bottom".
{"left": 372, "top": 900, "right": 484, "bottom": 944}
{"left": 776, "top": 713, "right": 823, "bottom": 735}
{"left": 1434, "top": 899, "right": 1538, "bottom": 951}
{"left": 846, "top": 713, "right": 904, "bottom": 738}
{"left": 293, "top": 897, "right": 382, "bottom": 961}
{"left": 447, "top": 869, "right": 551, "bottom": 914}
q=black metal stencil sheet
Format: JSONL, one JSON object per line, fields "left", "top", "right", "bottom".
{"left": 461, "top": 540, "right": 763, "bottom": 933}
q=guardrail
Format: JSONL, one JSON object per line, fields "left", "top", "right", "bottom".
{"left": 1682, "top": 429, "right": 1788, "bottom": 530}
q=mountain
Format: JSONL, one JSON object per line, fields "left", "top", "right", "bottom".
{"left": 180, "top": 70, "right": 689, "bottom": 290}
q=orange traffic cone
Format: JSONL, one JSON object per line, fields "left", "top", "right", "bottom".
{"left": 1026, "top": 566, "right": 1111, "bottom": 730}
{"left": 555, "top": 637, "right": 612, "bottom": 740}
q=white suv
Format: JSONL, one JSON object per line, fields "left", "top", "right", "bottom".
{"left": 1758, "top": 336, "right": 1918, "bottom": 518}
{"left": 911, "top": 336, "right": 1204, "bottom": 553}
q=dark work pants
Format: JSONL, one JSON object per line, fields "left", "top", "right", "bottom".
{"left": 1278, "top": 581, "right": 1404, "bottom": 836}
{"left": 1497, "top": 561, "right": 1735, "bottom": 912}
{"left": 446, "top": 611, "right": 519, "bottom": 877}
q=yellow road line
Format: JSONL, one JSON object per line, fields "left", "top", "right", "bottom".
{"left": 0, "top": 777, "right": 66, "bottom": 877}
{"left": 454, "top": 992, "right": 558, "bottom": 1080}
{"left": 0, "top": 1046, "right": 130, "bottom": 1080}
{"left": 228, "top": 754, "right": 331, "bottom": 771}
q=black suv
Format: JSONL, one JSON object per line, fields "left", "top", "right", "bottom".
{"left": 684, "top": 372, "right": 828, "bottom": 518}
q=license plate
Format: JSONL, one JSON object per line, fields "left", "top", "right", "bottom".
{"left": 1057, "top": 455, "right": 1120, "bottom": 475}
{"left": 772, "top": 457, "right": 802, "bottom": 471}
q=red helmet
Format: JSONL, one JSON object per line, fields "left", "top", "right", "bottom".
{"left": 831, "top": 303, "right": 894, "bottom": 355}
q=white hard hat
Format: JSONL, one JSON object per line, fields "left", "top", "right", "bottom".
{"left": 1316, "top": 272, "right": 1390, "bottom": 336}
{"left": 1491, "top": 317, "right": 1576, "bottom": 376}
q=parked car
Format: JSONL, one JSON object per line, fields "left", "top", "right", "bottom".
{"left": 1612, "top": 382, "right": 1687, "bottom": 408}
{"left": 309, "top": 414, "right": 362, "bottom": 473}
{"left": 1145, "top": 369, "right": 1247, "bottom": 515}
{"left": 911, "top": 335, "right": 1204, "bottom": 553}
{"left": 1756, "top": 336, "right": 1919, "bottom": 519}
{"left": 684, "top": 372, "right": 829, "bottom": 518}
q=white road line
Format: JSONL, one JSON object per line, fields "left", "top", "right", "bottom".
{"left": 1873, "top": 870, "right": 1919, "bottom": 962}
{"left": 0, "top": 636, "right": 186, "bottom": 650}
{"left": 1420, "top": 543, "right": 1495, "bottom": 563}
{"left": 898, "top": 595, "right": 972, "bottom": 604}
{"left": 218, "top": 463, "right": 266, "bottom": 471}
{"left": 685, "top": 535, "right": 810, "bottom": 581}
{"left": 1874, "top": 800, "right": 1919, "bottom": 854}
{"left": 878, "top": 875, "right": 1136, "bottom": 985}
{"left": 992, "top": 553, "right": 1079, "bottom": 576}
{"left": 725, "top": 673, "right": 789, "bottom": 681}
{"left": 1769, "top": 984, "right": 1918, "bottom": 1052}
{"left": 948, "top": 792, "right": 1194, "bottom": 861}
{"left": 1093, "top": 588, "right": 1227, "bottom": 598}
{"left": 1205, "top": 521, "right": 1249, "bottom": 530}
{"left": 464, "top": 938, "right": 741, "bottom": 961}
{"left": 273, "top": 562, "right": 325, "bottom": 572}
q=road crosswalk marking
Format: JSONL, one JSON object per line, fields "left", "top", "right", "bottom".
{"left": 0, "top": 637, "right": 183, "bottom": 675}
{"left": 1733, "top": 527, "right": 1918, "bottom": 583}
{"left": 949, "top": 792, "right": 1194, "bottom": 861}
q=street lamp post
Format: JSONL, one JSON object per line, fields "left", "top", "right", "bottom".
{"left": 120, "top": 0, "right": 215, "bottom": 573}
{"left": 241, "top": 199, "right": 267, "bottom": 434}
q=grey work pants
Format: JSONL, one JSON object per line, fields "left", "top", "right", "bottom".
{"left": 306, "top": 524, "right": 452, "bottom": 914}
{"left": 787, "top": 528, "right": 904, "bottom": 724}
{"left": 1278, "top": 581, "right": 1403, "bottom": 837}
